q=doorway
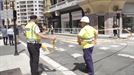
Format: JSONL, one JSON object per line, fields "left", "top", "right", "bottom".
{"left": 98, "top": 16, "right": 105, "bottom": 34}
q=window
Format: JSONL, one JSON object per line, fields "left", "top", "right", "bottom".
{"left": 27, "top": 1, "right": 33, "bottom": 3}
{"left": 20, "top": 5, "right": 26, "bottom": 8}
{"left": 27, "top": 5, "right": 33, "bottom": 7}
{"left": 17, "top": 6, "right": 19, "bottom": 8}
{"left": 20, "top": 1, "right": 26, "bottom": 4}
{"left": 39, "top": 5, "right": 43, "bottom": 7}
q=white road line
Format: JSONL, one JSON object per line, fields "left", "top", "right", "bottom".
{"left": 99, "top": 46, "right": 110, "bottom": 50}
{"left": 109, "top": 45, "right": 119, "bottom": 48}
{"left": 118, "top": 54, "right": 134, "bottom": 59}
{"left": 120, "top": 43, "right": 127, "bottom": 46}
{"left": 71, "top": 53, "right": 82, "bottom": 58}
{"left": 68, "top": 45, "right": 75, "bottom": 48}
{"left": 42, "top": 42, "right": 66, "bottom": 51}
{"left": 20, "top": 40, "right": 77, "bottom": 75}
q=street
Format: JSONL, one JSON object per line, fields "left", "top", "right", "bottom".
{"left": 0, "top": 34, "right": 134, "bottom": 75}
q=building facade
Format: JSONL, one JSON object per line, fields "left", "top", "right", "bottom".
{"left": 15, "top": 0, "right": 44, "bottom": 26}
{"left": 44, "top": 0, "right": 134, "bottom": 34}
{"left": 0, "top": 0, "right": 3, "bottom": 27}
{"left": 1, "top": 0, "right": 14, "bottom": 27}
{"left": 44, "top": 0, "right": 83, "bottom": 33}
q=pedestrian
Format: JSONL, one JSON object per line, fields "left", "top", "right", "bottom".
{"left": 1, "top": 26, "right": 8, "bottom": 45}
{"left": 7, "top": 26, "right": 14, "bottom": 46}
{"left": 113, "top": 22, "right": 119, "bottom": 38}
{"left": 24, "top": 15, "right": 56, "bottom": 75}
{"left": 50, "top": 24, "right": 54, "bottom": 34}
{"left": 77, "top": 16, "right": 98, "bottom": 75}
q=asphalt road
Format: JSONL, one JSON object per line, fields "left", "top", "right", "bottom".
{"left": 17, "top": 34, "right": 134, "bottom": 75}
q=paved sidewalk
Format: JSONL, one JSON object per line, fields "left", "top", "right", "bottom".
{"left": 0, "top": 41, "right": 31, "bottom": 75}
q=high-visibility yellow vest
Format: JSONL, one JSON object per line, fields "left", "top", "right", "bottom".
{"left": 78, "top": 25, "right": 97, "bottom": 49}
{"left": 25, "top": 21, "right": 40, "bottom": 42}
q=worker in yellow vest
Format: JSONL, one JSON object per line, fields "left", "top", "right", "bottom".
{"left": 77, "top": 16, "right": 98, "bottom": 75}
{"left": 25, "top": 15, "right": 56, "bottom": 75}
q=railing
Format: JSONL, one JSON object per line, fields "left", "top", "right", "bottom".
{"left": 67, "top": 0, "right": 75, "bottom": 2}
{"left": 57, "top": 1, "right": 66, "bottom": 6}
{"left": 53, "top": 28, "right": 81, "bottom": 34}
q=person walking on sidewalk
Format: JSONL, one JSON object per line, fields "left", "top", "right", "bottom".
{"left": 1, "top": 26, "right": 8, "bottom": 45}
{"left": 7, "top": 26, "right": 14, "bottom": 46}
{"left": 50, "top": 24, "right": 54, "bottom": 34}
{"left": 77, "top": 16, "right": 98, "bottom": 75}
{"left": 24, "top": 15, "right": 56, "bottom": 75}
{"left": 113, "top": 22, "right": 119, "bottom": 38}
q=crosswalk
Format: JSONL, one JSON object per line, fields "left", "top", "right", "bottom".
{"left": 20, "top": 40, "right": 78, "bottom": 75}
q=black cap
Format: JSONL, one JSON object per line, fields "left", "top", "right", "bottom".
{"left": 30, "top": 15, "right": 37, "bottom": 20}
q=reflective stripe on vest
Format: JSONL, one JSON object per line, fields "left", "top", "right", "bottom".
{"left": 83, "top": 37, "right": 94, "bottom": 43}
{"left": 25, "top": 23, "right": 40, "bottom": 42}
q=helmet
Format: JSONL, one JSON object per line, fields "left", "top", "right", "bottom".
{"left": 80, "top": 16, "right": 90, "bottom": 23}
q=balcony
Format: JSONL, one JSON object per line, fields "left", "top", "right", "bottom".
{"left": 48, "top": 0, "right": 84, "bottom": 12}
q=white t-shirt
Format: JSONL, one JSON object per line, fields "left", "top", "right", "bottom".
{"left": 35, "top": 25, "right": 40, "bottom": 34}
{"left": 7, "top": 28, "right": 14, "bottom": 35}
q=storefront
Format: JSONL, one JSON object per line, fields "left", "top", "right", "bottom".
{"left": 61, "top": 13, "right": 70, "bottom": 33}
{"left": 60, "top": 8, "right": 83, "bottom": 33}
{"left": 71, "top": 10, "right": 82, "bottom": 33}
{"left": 123, "top": 3, "right": 134, "bottom": 32}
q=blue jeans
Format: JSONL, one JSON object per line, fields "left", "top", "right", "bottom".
{"left": 83, "top": 47, "right": 94, "bottom": 75}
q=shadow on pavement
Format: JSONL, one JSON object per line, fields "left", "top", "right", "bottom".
{"left": 38, "top": 63, "right": 56, "bottom": 74}
{"left": 18, "top": 49, "right": 25, "bottom": 54}
{"left": 0, "top": 68, "right": 22, "bottom": 75}
{"left": 72, "top": 63, "right": 88, "bottom": 73}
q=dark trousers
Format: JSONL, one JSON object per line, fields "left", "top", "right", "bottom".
{"left": 27, "top": 43, "right": 41, "bottom": 75}
{"left": 8, "top": 34, "right": 14, "bottom": 45}
{"left": 83, "top": 47, "right": 94, "bottom": 75}
{"left": 3, "top": 37, "right": 8, "bottom": 45}
{"left": 113, "top": 30, "right": 120, "bottom": 38}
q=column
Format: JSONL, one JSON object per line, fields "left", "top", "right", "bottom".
{"left": 105, "top": 13, "right": 114, "bottom": 35}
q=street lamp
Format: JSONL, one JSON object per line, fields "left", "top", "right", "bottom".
{"left": 11, "top": 0, "right": 19, "bottom": 55}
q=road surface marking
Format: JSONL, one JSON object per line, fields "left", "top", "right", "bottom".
{"left": 42, "top": 42, "right": 66, "bottom": 51}
{"left": 68, "top": 45, "right": 75, "bottom": 48}
{"left": 60, "top": 40, "right": 77, "bottom": 44}
{"left": 109, "top": 45, "right": 119, "bottom": 48}
{"left": 120, "top": 43, "right": 127, "bottom": 45}
{"left": 71, "top": 53, "right": 82, "bottom": 58}
{"left": 99, "top": 46, "right": 110, "bottom": 50}
{"left": 20, "top": 40, "right": 77, "bottom": 75}
{"left": 118, "top": 54, "right": 134, "bottom": 59}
